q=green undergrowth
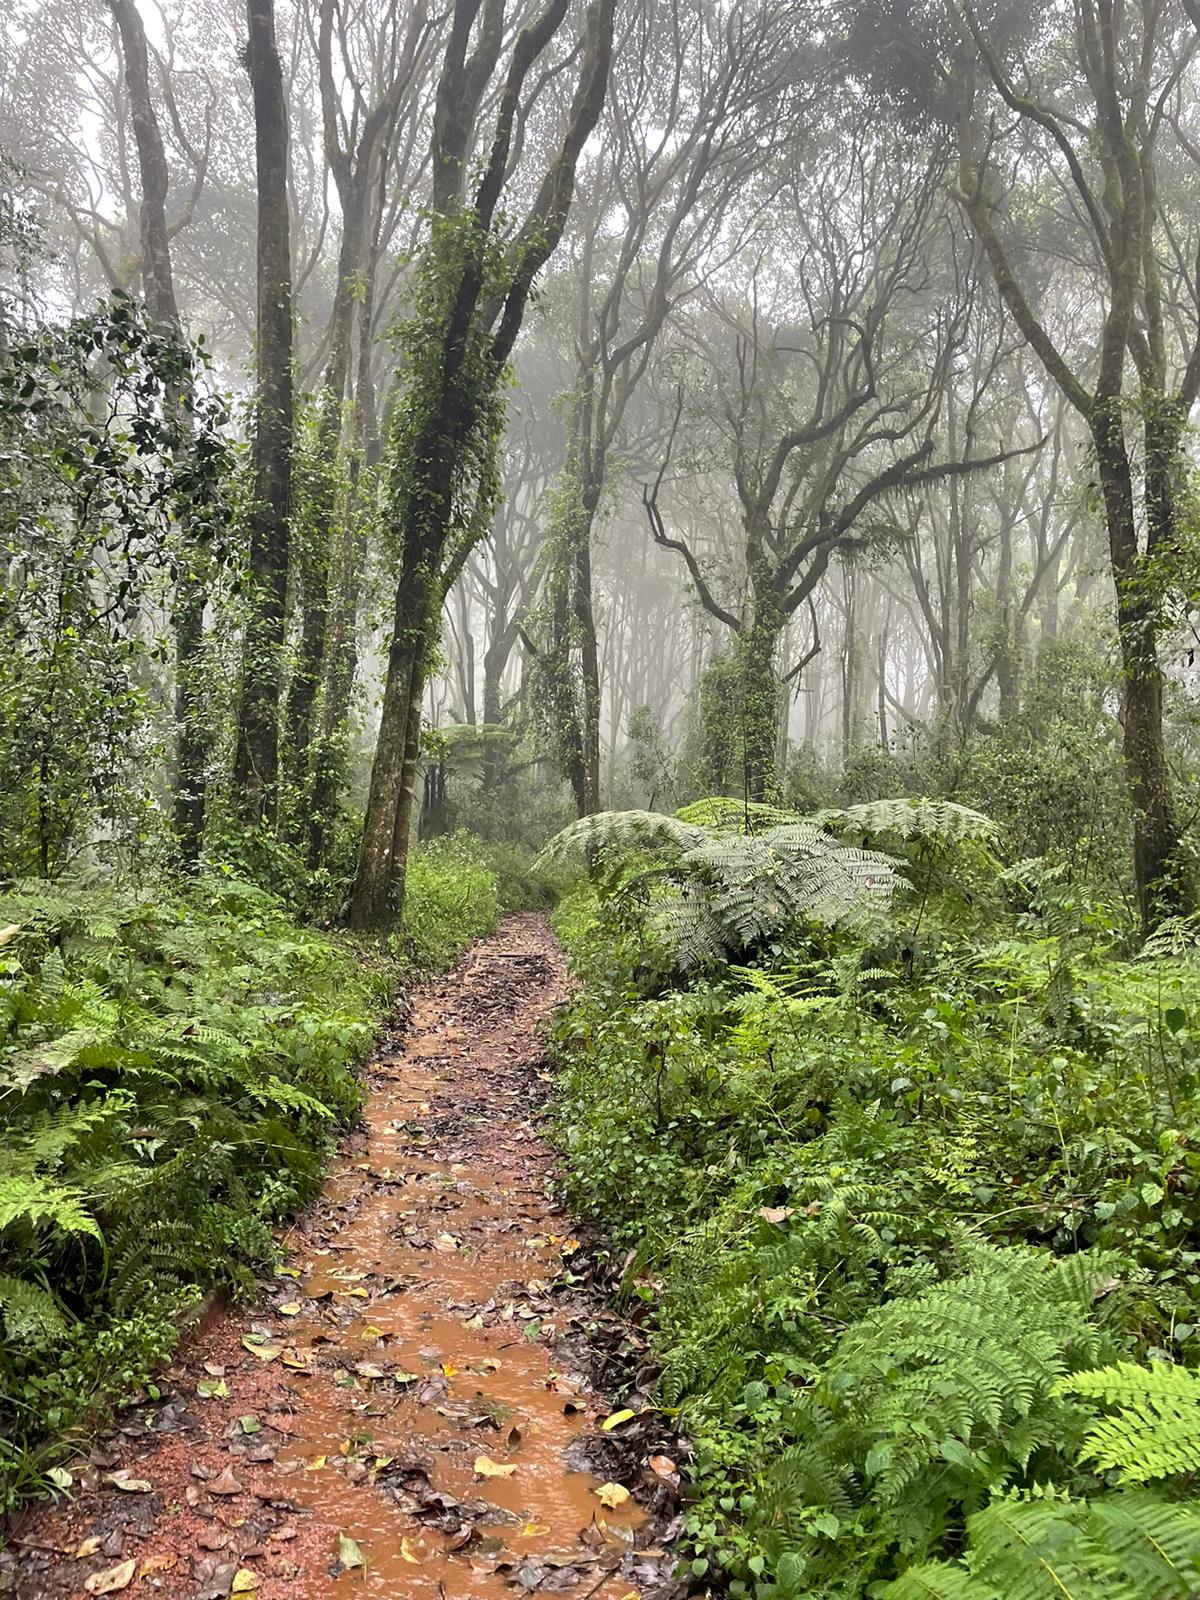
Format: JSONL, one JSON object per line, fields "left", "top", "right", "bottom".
{"left": 548, "top": 811, "right": 1200, "bottom": 1600}
{"left": 0, "top": 843, "right": 500, "bottom": 1511}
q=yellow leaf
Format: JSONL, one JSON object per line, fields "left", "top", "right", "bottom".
{"left": 601, "top": 1409, "right": 635, "bottom": 1431}
{"left": 105, "top": 1472, "right": 151, "bottom": 1493}
{"left": 84, "top": 1560, "right": 136, "bottom": 1595}
{"left": 74, "top": 1537, "right": 102, "bottom": 1560}
{"left": 305, "top": 1454, "right": 326, "bottom": 1471}
{"left": 241, "top": 1336, "right": 281, "bottom": 1362}
{"left": 594, "top": 1482, "right": 631, "bottom": 1509}
{"left": 231, "top": 1571, "right": 259, "bottom": 1593}
{"left": 474, "top": 1455, "right": 517, "bottom": 1479}
{"left": 360, "top": 1325, "right": 383, "bottom": 1339}
{"left": 519, "top": 1523, "right": 549, "bottom": 1538}
{"left": 281, "top": 1355, "right": 311, "bottom": 1371}
{"left": 138, "top": 1556, "right": 176, "bottom": 1577}
{"left": 441, "top": 1362, "right": 457, "bottom": 1378}
{"left": 400, "top": 1536, "right": 421, "bottom": 1564}
{"left": 278, "top": 1302, "right": 302, "bottom": 1317}
{"left": 339, "top": 1287, "right": 369, "bottom": 1300}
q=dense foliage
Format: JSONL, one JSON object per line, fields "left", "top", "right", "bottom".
{"left": 0, "top": 844, "right": 501, "bottom": 1511}
{"left": 550, "top": 801, "right": 1200, "bottom": 1599}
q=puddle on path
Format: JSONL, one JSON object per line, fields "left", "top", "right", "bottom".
{"left": 12, "top": 916, "right": 682, "bottom": 1600}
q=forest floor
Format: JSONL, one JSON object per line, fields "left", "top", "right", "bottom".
{"left": 10, "top": 915, "right": 685, "bottom": 1600}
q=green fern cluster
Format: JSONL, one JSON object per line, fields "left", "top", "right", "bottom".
{"left": 540, "top": 806, "right": 899, "bottom": 968}
{"left": 0, "top": 875, "right": 391, "bottom": 1509}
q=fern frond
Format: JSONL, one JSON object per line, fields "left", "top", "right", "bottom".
{"left": 815, "top": 797, "right": 998, "bottom": 846}
{"left": 536, "top": 809, "right": 707, "bottom": 869}
{"left": 0, "top": 1176, "right": 102, "bottom": 1241}
{"left": 0, "top": 1274, "right": 67, "bottom": 1343}
{"left": 1056, "top": 1362, "right": 1200, "bottom": 1483}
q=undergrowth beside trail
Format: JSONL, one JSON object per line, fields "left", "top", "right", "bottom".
{"left": 0, "top": 842, "right": 501, "bottom": 1511}
{"left": 548, "top": 804, "right": 1200, "bottom": 1600}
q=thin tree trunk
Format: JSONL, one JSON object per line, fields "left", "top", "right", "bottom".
{"left": 109, "top": 0, "right": 208, "bottom": 867}
{"left": 234, "top": 0, "right": 294, "bottom": 823}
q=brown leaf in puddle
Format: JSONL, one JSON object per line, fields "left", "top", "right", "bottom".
{"left": 593, "top": 1482, "right": 630, "bottom": 1508}
{"left": 104, "top": 1471, "right": 152, "bottom": 1493}
{"left": 474, "top": 1455, "right": 517, "bottom": 1479}
{"left": 83, "top": 1559, "right": 136, "bottom": 1594}
{"left": 400, "top": 1537, "right": 422, "bottom": 1564}
{"left": 208, "top": 1468, "right": 244, "bottom": 1496}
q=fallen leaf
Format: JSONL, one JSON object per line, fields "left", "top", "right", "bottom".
{"left": 138, "top": 1556, "right": 176, "bottom": 1577}
{"left": 474, "top": 1455, "right": 517, "bottom": 1479}
{"left": 239, "top": 1415, "right": 262, "bottom": 1435}
{"left": 306, "top": 1454, "right": 327, "bottom": 1471}
{"left": 241, "top": 1337, "right": 282, "bottom": 1362}
{"left": 208, "top": 1468, "right": 244, "bottom": 1496}
{"left": 354, "top": 1363, "right": 386, "bottom": 1379}
{"left": 337, "top": 1533, "right": 366, "bottom": 1572}
{"left": 197, "top": 1378, "right": 230, "bottom": 1399}
{"left": 441, "top": 1362, "right": 458, "bottom": 1378}
{"left": 277, "top": 1302, "right": 302, "bottom": 1317}
{"left": 104, "top": 1471, "right": 152, "bottom": 1493}
{"left": 84, "top": 1560, "right": 136, "bottom": 1595}
{"left": 203, "top": 1362, "right": 225, "bottom": 1377}
{"left": 46, "top": 1466, "right": 72, "bottom": 1489}
{"left": 280, "top": 1356, "right": 311, "bottom": 1372}
{"left": 519, "top": 1523, "right": 549, "bottom": 1538}
{"left": 400, "top": 1537, "right": 421, "bottom": 1564}
{"left": 73, "top": 1537, "right": 102, "bottom": 1560}
{"left": 648, "top": 1455, "right": 677, "bottom": 1479}
{"left": 594, "top": 1482, "right": 630, "bottom": 1509}
{"left": 339, "top": 1287, "right": 369, "bottom": 1300}
{"left": 231, "top": 1571, "right": 260, "bottom": 1593}
{"left": 601, "top": 1409, "right": 635, "bottom": 1431}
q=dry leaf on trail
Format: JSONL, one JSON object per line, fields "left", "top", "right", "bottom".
{"left": 601, "top": 1409, "right": 635, "bottom": 1431}
{"left": 241, "top": 1336, "right": 281, "bottom": 1362}
{"left": 593, "top": 1482, "right": 630, "bottom": 1508}
{"left": 277, "top": 1302, "right": 302, "bottom": 1316}
{"left": 648, "top": 1455, "right": 677, "bottom": 1480}
{"left": 306, "top": 1454, "right": 327, "bottom": 1471}
{"left": 138, "top": 1556, "right": 176, "bottom": 1577}
{"left": 83, "top": 1559, "right": 136, "bottom": 1594}
{"left": 207, "top": 1468, "right": 244, "bottom": 1496}
{"left": 280, "top": 1355, "right": 311, "bottom": 1372}
{"left": 203, "top": 1362, "right": 225, "bottom": 1376}
{"left": 354, "top": 1362, "right": 386, "bottom": 1379}
{"left": 474, "top": 1455, "right": 517, "bottom": 1479}
{"left": 104, "top": 1471, "right": 151, "bottom": 1493}
{"left": 74, "top": 1537, "right": 102, "bottom": 1559}
{"left": 337, "top": 1534, "right": 366, "bottom": 1572}
{"left": 231, "top": 1570, "right": 260, "bottom": 1593}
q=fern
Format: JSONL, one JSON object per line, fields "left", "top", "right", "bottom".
{"left": 1055, "top": 1361, "right": 1200, "bottom": 1483}
{"left": 0, "top": 1175, "right": 102, "bottom": 1241}
{"left": 815, "top": 797, "right": 999, "bottom": 847}
{"left": 887, "top": 1489, "right": 1200, "bottom": 1600}
{"left": 0, "top": 1275, "right": 67, "bottom": 1343}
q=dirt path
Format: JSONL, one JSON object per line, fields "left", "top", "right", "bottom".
{"left": 12, "top": 916, "right": 684, "bottom": 1600}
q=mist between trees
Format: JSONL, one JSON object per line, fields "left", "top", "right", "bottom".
{"left": 2, "top": 0, "right": 1199, "bottom": 931}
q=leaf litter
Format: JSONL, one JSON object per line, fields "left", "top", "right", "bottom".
{"left": 9, "top": 916, "right": 687, "bottom": 1600}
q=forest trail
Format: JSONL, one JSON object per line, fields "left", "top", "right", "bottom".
{"left": 15, "top": 916, "right": 683, "bottom": 1600}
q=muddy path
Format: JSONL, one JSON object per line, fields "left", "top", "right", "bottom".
{"left": 11, "top": 915, "right": 685, "bottom": 1600}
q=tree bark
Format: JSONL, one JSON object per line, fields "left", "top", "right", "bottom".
{"left": 234, "top": 0, "right": 294, "bottom": 823}
{"left": 108, "top": 0, "right": 208, "bottom": 868}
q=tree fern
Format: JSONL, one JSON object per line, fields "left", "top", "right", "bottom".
{"left": 815, "top": 798, "right": 999, "bottom": 847}
{"left": 536, "top": 807, "right": 708, "bottom": 867}
{"left": 1055, "top": 1361, "right": 1200, "bottom": 1483}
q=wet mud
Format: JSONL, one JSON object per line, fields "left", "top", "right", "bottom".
{"left": 9, "top": 915, "right": 685, "bottom": 1600}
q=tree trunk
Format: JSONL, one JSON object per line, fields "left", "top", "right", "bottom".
{"left": 234, "top": 0, "right": 294, "bottom": 824}
{"left": 739, "top": 609, "right": 782, "bottom": 804}
{"left": 1092, "top": 400, "right": 1189, "bottom": 926}
{"left": 108, "top": 0, "right": 209, "bottom": 868}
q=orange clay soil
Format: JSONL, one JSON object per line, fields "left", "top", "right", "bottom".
{"left": 10, "top": 914, "right": 687, "bottom": 1600}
